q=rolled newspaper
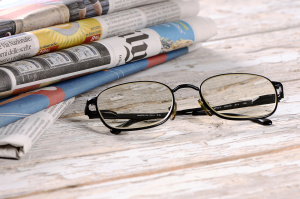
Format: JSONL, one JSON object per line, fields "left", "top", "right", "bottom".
{"left": 0, "top": 0, "right": 166, "bottom": 37}
{"left": 0, "top": 0, "right": 200, "bottom": 64}
{"left": 0, "top": 16, "right": 216, "bottom": 99}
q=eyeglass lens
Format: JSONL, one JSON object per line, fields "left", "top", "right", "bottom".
{"left": 200, "top": 74, "right": 277, "bottom": 118}
{"left": 97, "top": 82, "right": 174, "bottom": 129}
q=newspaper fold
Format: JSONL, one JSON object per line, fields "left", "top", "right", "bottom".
{"left": 0, "top": 97, "right": 74, "bottom": 159}
{"left": 0, "top": 0, "right": 200, "bottom": 64}
{"left": 0, "top": 16, "right": 216, "bottom": 99}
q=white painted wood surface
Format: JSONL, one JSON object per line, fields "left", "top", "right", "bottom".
{"left": 1, "top": 0, "right": 300, "bottom": 198}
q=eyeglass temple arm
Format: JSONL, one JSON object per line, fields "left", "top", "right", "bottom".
{"left": 85, "top": 97, "right": 168, "bottom": 131}
{"left": 177, "top": 108, "right": 271, "bottom": 124}
{"left": 272, "top": 81, "right": 284, "bottom": 101}
{"left": 85, "top": 98, "right": 168, "bottom": 120}
{"left": 178, "top": 93, "right": 276, "bottom": 114}
{"left": 177, "top": 93, "right": 277, "bottom": 125}
{"left": 85, "top": 97, "right": 100, "bottom": 119}
{"left": 85, "top": 98, "right": 167, "bottom": 134}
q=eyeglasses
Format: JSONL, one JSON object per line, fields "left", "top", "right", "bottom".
{"left": 85, "top": 73, "right": 284, "bottom": 134}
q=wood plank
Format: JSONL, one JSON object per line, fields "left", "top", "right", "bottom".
{"left": 11, "top": 147, "right": 300, "bottom": 199}
{"left": 199, "top": 0, "right": 300, "bottom": 40}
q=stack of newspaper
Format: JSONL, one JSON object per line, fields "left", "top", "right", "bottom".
{"left": 0, "top": 0, "right": 217, "bottom": 159}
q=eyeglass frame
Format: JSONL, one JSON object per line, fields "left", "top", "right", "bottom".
{"left": 85, "top": 73, "right": 284, "bottom": 134}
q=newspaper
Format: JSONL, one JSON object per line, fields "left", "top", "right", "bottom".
{"left": 0, "top": 0, "right": 200, "bottom": 64}
{"left": 0, "top": 16, "right": 217, "bottom": 99}
{"left": 0, "top": 97, "right": 74, "bottom": 159}
{"left": 0, "top": 44, "right": 201, "bottom": 128}
{"left": 0, "top": 0, "right": 166, "bottom": 37}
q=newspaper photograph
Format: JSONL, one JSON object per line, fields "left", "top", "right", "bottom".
{"left": 0, "top": 0, "right": 166, "bottom": 37}
{"left": 0, "top": 97, "right": 74, "bottom": 159}
{"left": 0, "top": 0, "right": 200, "bottom": 64}
{"left": 0, "top": 16, "right": 216, "bottom": 99}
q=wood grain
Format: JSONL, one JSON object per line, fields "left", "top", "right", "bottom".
{"left": 0, "top": 0, "right": 300, "bottom": 198}
{"left": 19, "top": 147, "right": 300, "bottom": 199}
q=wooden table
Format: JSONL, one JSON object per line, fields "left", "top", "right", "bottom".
{"left": 1, "top": 0, "right": 300, "bottom": 198}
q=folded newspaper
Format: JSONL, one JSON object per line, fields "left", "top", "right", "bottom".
{"left": 0, "top": 0, "right": 200, "bottom": 64}
{"left": 0, "top": 97, "right": 74, "bottom": 159}
{"left": 0, "top": 16, "right": 216, "bottom": 99}
{"left": 0, "top": 0, "right": 166, "bottom": 37}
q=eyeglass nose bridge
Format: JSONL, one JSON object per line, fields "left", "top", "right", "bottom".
{"left": 171, "top": 84, "right": 213, "bottom": 117}
{"left": 172, "top": 84, "right": 199, "bottom": 92}
{"left": 171, "top": 84, "right": 213, "bottom": 118}
{"left": 171, "top": 84, "right": 199, "bottom": 121}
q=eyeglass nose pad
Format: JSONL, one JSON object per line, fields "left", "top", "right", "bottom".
{"left": 171, "top": 102, "right": 177, "bottom": 120}
{"left": 198, "top": 99, "right": 212, "bottom": 116}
